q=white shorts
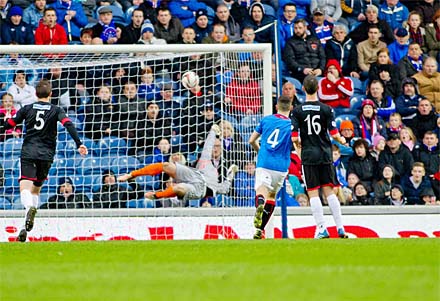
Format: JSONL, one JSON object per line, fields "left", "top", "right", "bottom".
{"left": 254, "top": 168, "right": 288, "bottom": 194}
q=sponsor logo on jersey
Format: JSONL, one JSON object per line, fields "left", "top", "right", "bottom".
{"left": 33, "top": 104, "right": 51, "bottom": 110}
{"left": 302, "top": 105, "right": 320, "bottom": 111}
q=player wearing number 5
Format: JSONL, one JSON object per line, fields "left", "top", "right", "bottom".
{"left": 249, "top": 95, "right": 293, "bottom": 239}
{"left": 0, "top": 79, "right": 88, "bottom": 242}
{"left": 291, "top": 75, "right": 348, "bottom": 239}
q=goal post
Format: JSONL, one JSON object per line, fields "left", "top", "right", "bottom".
{"left": 0, "top": 43, "right": 292, "bottom": 241}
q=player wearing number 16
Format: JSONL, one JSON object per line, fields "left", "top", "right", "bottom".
{"left": 291, "top": 75, "right": 348, "bottom": 239}
{"left": 0, "top": 79, "right": 88, "bottom": 242}
{"left": 249, "top": 95, "right": 294, "bottom": 239}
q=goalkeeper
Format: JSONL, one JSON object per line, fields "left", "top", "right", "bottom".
{"left": 118, "top": 125, "right": 238, "bottom": 201}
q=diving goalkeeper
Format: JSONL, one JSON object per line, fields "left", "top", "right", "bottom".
{"left": 118, "top": 125, "right": 238, "bottom": 201}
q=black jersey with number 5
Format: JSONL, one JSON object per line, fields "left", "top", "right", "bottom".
{"left": 5, "top": 101, "right": 80, "bottom": 161}
{"left": 291, "top": 101, "right": 339, "bottom": 165}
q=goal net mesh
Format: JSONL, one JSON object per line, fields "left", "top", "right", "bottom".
{"left": 0, "top": 44, "right": 273, "bottom": 240}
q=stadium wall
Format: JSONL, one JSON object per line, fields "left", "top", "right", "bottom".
{"left": 1, "top": 207, "right": 439, "bottom": 242}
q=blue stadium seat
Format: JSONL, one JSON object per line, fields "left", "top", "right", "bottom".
{"left": 262, "top": 4, "right": 276, "bottom": 18}
{"left": 126, "top": 199, "right": 155, "bottom": 208}
{"left": 335, "top": 114, "right": 357, "bottom": 129}
{"left": 49, "top": 157, "right": 77, "bottom": 176}
{"left": 218, "top": 112, "right": 239, "bottom": 130}
{"left": 350, "top": 94, "right": 365, "bottom": 112}
{"left": 57, "top": 140, "right": 79, "bottom": 157}
{"left": 1, "top": 176, "right": 20, "bottom": 195}
{"left": 11, "top": 195, "right": 24, "bottom": 210}
{"left": 239, "top": 114, "right": 263, "bottom": 133}
{"left": 111, "top": 156, "right": 142, "bottom": 175}
{"left": 76, "top": 157, "right": 102, "bottom": 175}
{"left": 93, "top": 136, "right": 127, "bottom": 157}
{"left": 350, "top": 77, "right": 365, "bottom": 95}
{"left": 0, "top": 197, "right": 12, "bottom": 210}
{"left": 2, "top": 138, "right": 23, "bottom": 158}
{"left": 97, "top": 155, "right": 117, "bottom": 174}
{"left": 1, "top": 159, "right": 20, "bottom": 177}
{"left": 71, "top": 175, "right": 97, "bottom": 193}
{"left": 135, "top": 175, "right": 156, "bottom": 191}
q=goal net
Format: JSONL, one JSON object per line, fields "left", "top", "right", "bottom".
{"left": 0, "top": 44, "right": 275, "bottom": 241}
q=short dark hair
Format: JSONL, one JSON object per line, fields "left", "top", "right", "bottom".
{"left": 36, "top": 79, "right": 52, "bottom": 98}
{"left": 303, "top": 75, "right": 318, "bottom": 95}
{"left": 368, "top": 24, "right": 380, "bottom": 32}
{"left": 277, "top": 95, "right": 291, "bottom": 111}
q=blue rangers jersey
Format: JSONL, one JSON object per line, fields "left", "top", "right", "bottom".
{"left": 254, "top": 114, "right": 293, "bottom": 172}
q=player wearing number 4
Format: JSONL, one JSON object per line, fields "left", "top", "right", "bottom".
{"left": 118, "top": 125, "right": 238, "bottom": 203}
{"left": 249, "top": 95, "right": 294, "bottom": 240}
{"left": 291, "top": 75, "right": 348, "bottom": 239}
{"left": 0, "top": 79, "right": 88, "bottom": 242}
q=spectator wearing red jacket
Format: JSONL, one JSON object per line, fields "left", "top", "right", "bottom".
{"left": 318, "top": 59, "right": 354, "bottom": 111}
{"left": 225, "top": 63, "right": 261, "bottom": 116}
{"left": 35, "top": 7, "right": 67, "bottom": 45}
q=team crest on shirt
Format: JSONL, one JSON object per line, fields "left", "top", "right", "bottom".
{"left": 347, "top": 44, "right": 351, "bottom": 50}
{"left": 310, "top": 43, "right": 318, "bottom": 50}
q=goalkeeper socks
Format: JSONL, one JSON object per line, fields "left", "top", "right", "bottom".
{"left": 327, "top": 193, "right": 344, "bottom": 230}
{"left": 132, "top": 163, "right": 164, "bottom": 177}
{"left": 20, "top": 190, "right": 33, "bottom": 209}
{"left": 259, "top": 199, "right": 275, "bottom": 230}
{"left": 255, "top": 194, "right": 265, "bottom": 207}
{"left": 310, "top": 196, "right": 326, "bottom": 231}
{"left": 32, "top": 194, "right": 40, "bottom": 208}
{"left": 155, "top": 186, "right": 177, "bottom": 199}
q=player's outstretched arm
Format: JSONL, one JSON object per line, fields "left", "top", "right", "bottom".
{"left": 77, "top": 145, "right": 88, "bottom": 156}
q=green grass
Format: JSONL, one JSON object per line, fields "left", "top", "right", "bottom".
{"left": 1, "top": 239, "right": 439, "bottom": 301}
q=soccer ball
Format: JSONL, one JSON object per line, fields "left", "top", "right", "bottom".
{"left": 181, "top": 71, "right": 199, "bottom": 89}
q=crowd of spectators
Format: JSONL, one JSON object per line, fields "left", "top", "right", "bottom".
{"left": 0, "top": 0, "right": 439, "bottom": 208}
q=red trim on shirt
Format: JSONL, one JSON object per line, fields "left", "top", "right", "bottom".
{"left": 329, "top": 128, "right": 339, "bottom": 136}
{"left": 60, "top": 117, "right": 71, "bottom": 125}
{"left": 274, "top": 113, "right": 289, "bottom": 119}
{"left": 266, "top": 199, "right": 275, "bottom": 205}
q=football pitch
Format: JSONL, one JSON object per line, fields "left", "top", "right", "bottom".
{"left": 1, "top": 239, "right": 439, "bottom": 301}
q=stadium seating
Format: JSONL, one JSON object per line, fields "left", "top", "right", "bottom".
{"left": 0, "top": 197, "right": 12, "bottom": 210}
{"left": 2, "top": 138, "right": 23, "bottom": 159}
{"left": 49, "top": 157, "right": 77, "bottom": 176}
{"left": 93, "top": 136, "right": 128, "bottom": 157}
{"left": 335, "top": 114, "right": 357, "bottom": 129}
{"left": 111, "top": 156, "right": 142, "bottom": 175}
{"left": 74, "top": 156, "right": 100, "bottom": 175}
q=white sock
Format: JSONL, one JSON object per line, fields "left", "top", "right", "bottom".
{"left": 20, "top": 190, "right": 33, "bottom": 209}
{"left": 310, "top": 196, "right": 326, "bottom": 231}
{"left": 327, "top": 193, "right": 344, "bottom": 230}
{"left": 32, "top": 194, "right": 39, "bottom": 208}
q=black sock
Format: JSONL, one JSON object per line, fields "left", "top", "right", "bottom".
{"left": 255, "top": 194, "right": 265, "bottom": 207}
{"left": 260, "top": 200, "right": 275, "bottom": 230}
